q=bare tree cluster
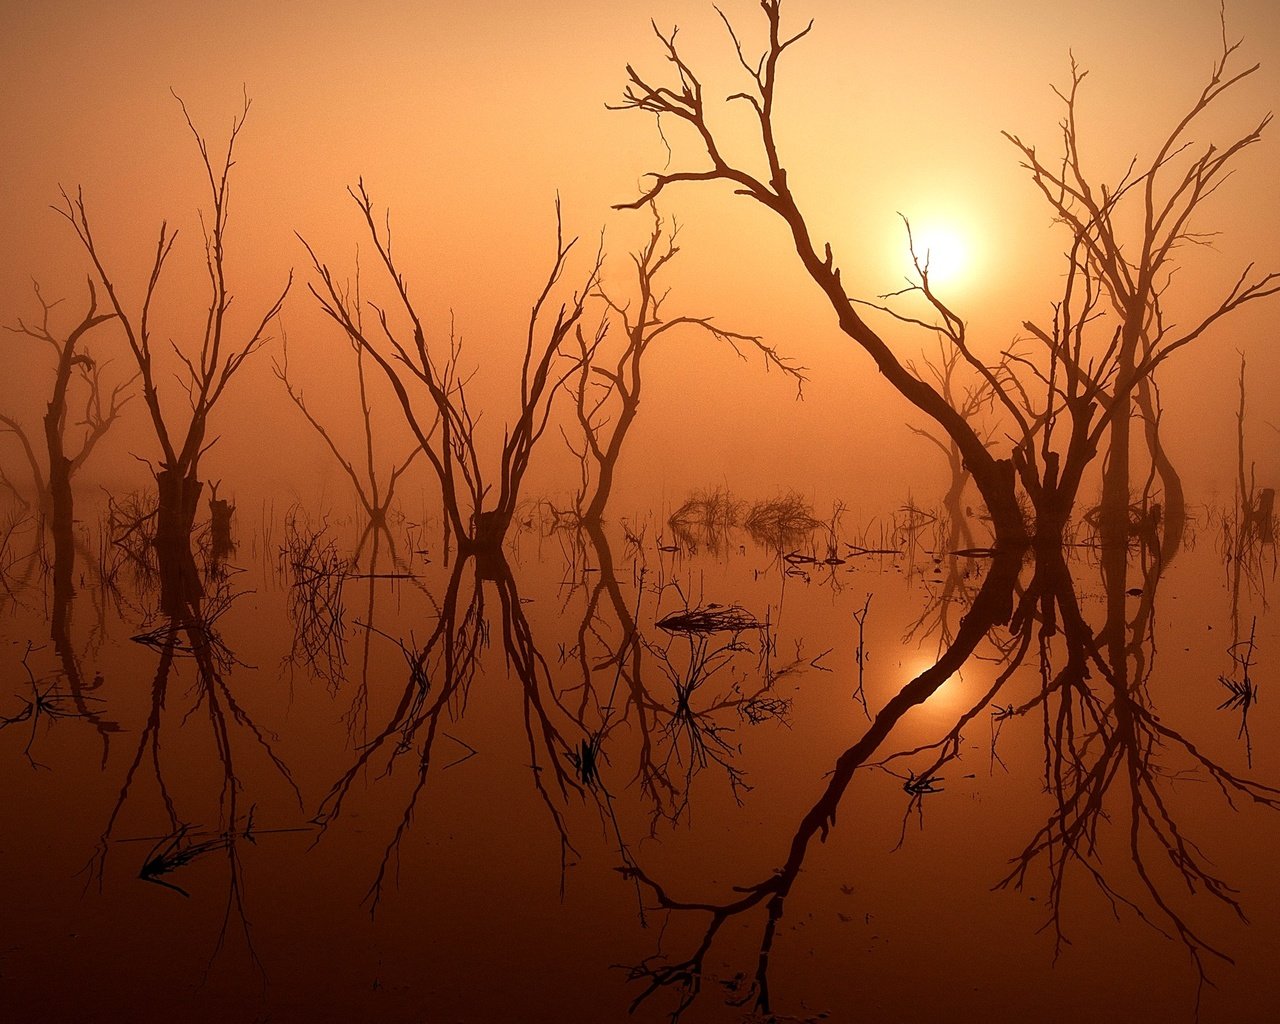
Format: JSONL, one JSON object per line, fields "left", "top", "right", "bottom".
{"left": 58, "top": 93, "right": 290, "bottom": 613}
{"left": 611, "top": 0, "right": 1277, "bottom": 557}
{"left": 301, "top": 190, "right": 601, "bottom": 561}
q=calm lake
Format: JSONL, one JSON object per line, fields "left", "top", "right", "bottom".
{"left": 2, "top": 493, "right": 1276, "bottom": 1023}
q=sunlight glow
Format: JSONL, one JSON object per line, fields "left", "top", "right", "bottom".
{"left": 907, "top": 222, "right": 974, "bottom": 288}
{"left": 900, "top": 654, "right": 972, "bottom": 718}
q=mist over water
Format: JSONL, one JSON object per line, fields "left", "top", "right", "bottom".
{"left": 2, "top": 1, "right": 1279, "bottom": 1022}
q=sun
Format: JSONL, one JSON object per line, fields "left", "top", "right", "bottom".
{"left": 905, "top": 221, "right": 974, "bottom": 288}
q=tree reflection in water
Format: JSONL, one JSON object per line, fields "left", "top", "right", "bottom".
{"left": 618, "top": 529, "right": 1279, "bottom": 1020}
{"left": 85, "top": 543, "right": 303, "bottom": 985}
{"left": 1, "top": 495, "right": 1275, "bottom": 1021}
{"left": 315, "top": 548, "right": 595, "bottom": 911}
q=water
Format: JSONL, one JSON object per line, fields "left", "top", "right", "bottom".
{"left": 1, "top": 498, "right": 1276, "bottom": 1023}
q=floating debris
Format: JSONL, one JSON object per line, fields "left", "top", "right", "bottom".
{"left": 656, "top": 603, "right": 763, "bottom": 634}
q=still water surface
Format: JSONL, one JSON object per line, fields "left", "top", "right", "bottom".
{"left": 2, "top": 497, "right": 1276, "bottom": 1023}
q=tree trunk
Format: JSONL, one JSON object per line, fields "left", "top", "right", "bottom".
{"left": 1100, "top": 373, "right": 1133, "bottom": 553}
{"left": 47, "top": 455, "right": 75, "bottom": 600}
{"left": 780, "top": 202, "right": 1028, "bottom": 550}
{"left": 1135, "top": 376, "right": 1185, "bottom": 566}
{"left": 465, "top": 509, "right": 513, "bottom": 574}
{"left": 155, "top": 466, "right": 204, "bottom": 614}
{"left": 583, "top": 402, "right": 640, "bottom": 525}
{"left": 209, "top": 493, "right": 235, "bottom": 563}
{"left": 44, "top": 360, "right": 76, "bottom": 590}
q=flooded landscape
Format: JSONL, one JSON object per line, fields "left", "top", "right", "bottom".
{"left": 2, "top": 1, "right": 1278, "bottom": 1021}
{"left": 2, "top": 491, "right": 1276, "bottom": 1022}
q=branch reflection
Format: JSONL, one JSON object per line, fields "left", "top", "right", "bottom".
{"left": 622, "top": 524, "right": 1277, "bottom": 1019}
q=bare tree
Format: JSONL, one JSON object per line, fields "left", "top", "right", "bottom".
{"left": 613, "top": 1, "right": 1278, "bottom": 557}
{"left": 0, "top": 281, "right": 129, "bottom": 588}
{"left": 303, "top": 188, "right": 599, "bottom": 560}
{"left": 1004, "top": 24, "right": 1279, "bottom": 558}
{"left": 273, "top": 311, "right": 420, "bottom": 563}
{"left": 902, "top": 329, "right": 999, "bottom": 552}
{"left": 566, "top": 203, "right": 804, "bottom": 524}
{"left": 605, "top": 6, "right": 1280, "bottom": 1017}
{"left": 58, "top": 93, "right": 291, "bottom": 613}
{"left": 611, "top": 1, "right": 1027, "bottom": 546}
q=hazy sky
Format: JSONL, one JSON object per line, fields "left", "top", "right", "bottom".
{"left": 2, "top": 0, "right": 1277, "bottom": 513}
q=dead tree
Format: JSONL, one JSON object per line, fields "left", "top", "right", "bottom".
{"left": 303, "top": 187, "right": 599, "bottom": 561}
{"left": 58, "top": 93, "right": 291, "bottom": 614}
{"left": 614, "top": 2, "right": 1278, "bottom": 558}
{"left": 1004, "top": 22, "right": 1279, "bottom": 558}
{"left": 566, "top": 204, "right": 804, "bottom": 524}
{"left": 902, "top": 331, "right": 999, "bottom": 552}
{"left": 0, "top": 281, "right": 129, "bottom": 590}
{"left": 273, "top": 307, "right": 420, "bottom": 564}
{"left": 611, "top": 1, "right": 1026, "bottom": 548}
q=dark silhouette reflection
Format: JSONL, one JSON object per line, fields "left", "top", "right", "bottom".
{"left": 316, "top": 549, "right": 589, "bottom": 910}
{"left": 743, "top": 492, "right": 825, "bottom": 556}
{"left": 49, "top": 517, "right": 120, "bottom": 763}
{"left": 277, "top": 503, "right": 435, "bottom": 745}
{"left": 2, "top": 641, "right": 107, "bottom": 768}
{"left": 901, "top": 508, "right": 989, "bottom": 656}
{"left": 1223, "top": 355, "right": 1277, "bottom": 615}
{"left": 621, "top": 528, "right": 1278, "bottom": 1019}
{"left": 992, "top": 543, "right": 1277, "bottom": 992}
{"left": 278, "top": 508, "right": 354, "bottom": 689}
{"left": 1218, "top": 619, "right": 1260, "bottom": 767}
{"left": 89, "top": 578, "right": 303, "bottom": 981}
{"left": 1214, "top": 355, "right": 1275, "bottom": 766}
{"left": 2, "top": 515, "right": 119, "bottom": 766}
{"left": 0, "top": 503, "right": 42, "bottom": 604}
{"left": 561, "top": 522, "right": 801, "bottom": 834}
{"left": 620, "top": 545, "right": 1021, "bottom": 1017}
{"left": 666, "top": 488, "right": 741, "bottom": 556}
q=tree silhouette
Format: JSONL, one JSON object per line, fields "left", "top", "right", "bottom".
{"left": 565, "top": 204, "right": 803, "bottom": 524}
{"left": 614, "top": 1, "right": 1278, "bottom": 558}
{"left": 0, "top": 281, "right": 130, "bottom": 596}
{"left": 59, "top": 93, "right": 291, "bottom": 615}
{"left": 1004, "top": 21, "right": 1278, "bottom": 560}
{"left": 611, "top": 1, "right": 1027, "bottom": 547}
{"left": 302, "top": 189, "right": 598, "bottom": 560}
{"left": 273, "top": 301, "right": 420, "bottom": 561}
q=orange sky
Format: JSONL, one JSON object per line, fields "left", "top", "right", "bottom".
{"left": 2, "top": 0, "right": 1277, "bottom": 515}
